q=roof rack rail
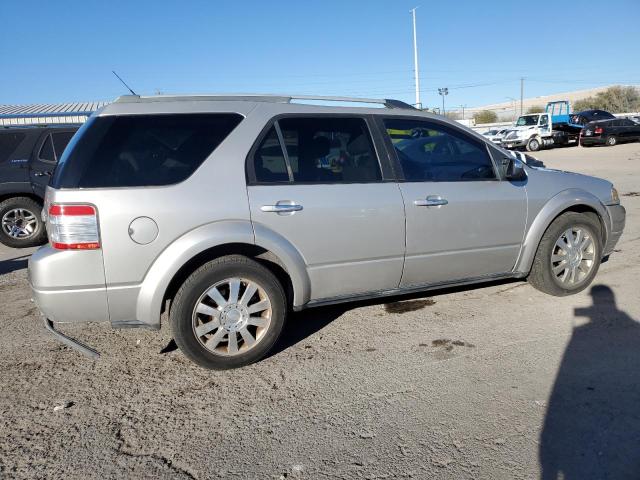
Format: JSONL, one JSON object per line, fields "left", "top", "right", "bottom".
{"left": 115, "top": 94, "right": 417, "bottom": 110}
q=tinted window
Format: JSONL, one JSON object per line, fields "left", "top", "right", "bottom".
{"left": 52, "top": 114, "right": 243, "bottom": 188}
{"left": 253, "top": 127, "right": 289, "bottom": 183}
{"left": 52, "top": 131, "right": 76, "bottom": 159}
{"left": 278, "top": 117, "right": 381, "bottom": 183}
{"left": 38, "top": 135, "right": 55, "bottom": 162}
{"left": 0, "top": 132, "right": 26, "bottom": 161}
{"left": 384, "top": 119, "right": 495, "bottom": 182}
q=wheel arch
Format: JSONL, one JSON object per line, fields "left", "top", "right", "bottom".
{"left": 135, "top": 220, "right": 310, "bottom": 327}
{"left": 0, "top": 191, "right": 43, "bottom": 205}
{"left": 515, "top": 189, "right": 610, "bottom": 274}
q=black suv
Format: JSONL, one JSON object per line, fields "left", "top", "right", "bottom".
{"left": 0, "top": 126, "right": 78, "bottom": 247}
{"left": 580, "top": 118, "right": 640, "bottom": 147}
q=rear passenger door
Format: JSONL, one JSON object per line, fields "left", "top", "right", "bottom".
{"left": 379, "top": 117, "right": 527, "bottom": 287}
{"left": 30, "top": 130, "right": 76, "bottom": 197}
{"left": 247, "top": 116, "right": 405, "bottom": 302}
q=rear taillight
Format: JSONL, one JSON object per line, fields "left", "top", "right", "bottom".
{"left": 48, "top": 204, "right": 100, "bottom": 250}
{"left": 594, "top": 126, "right": 603, "bottom": 135}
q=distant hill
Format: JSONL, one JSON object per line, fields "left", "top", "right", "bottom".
{"left": 466, "top": 85, "right": 639, "bottom": 121}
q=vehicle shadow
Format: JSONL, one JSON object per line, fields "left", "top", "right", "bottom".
{"left": 539, "top": 285, "right": 640, "bottom": 479}
{"left": 269, "top": 277, "right": 524, "bottom": 357}
{"left": 0, "top": 255, "right": 29, "bottom": 275}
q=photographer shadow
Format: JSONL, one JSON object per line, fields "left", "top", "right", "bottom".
{"left": 540, "top": 285, "right": 640, "bottom": 479}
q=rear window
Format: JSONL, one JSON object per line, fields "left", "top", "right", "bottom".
{"left": 0, "top": 132, "right": 26, "bottom": 161}
{"left": 51, "top": 114, "right": 243, "bottom": 188}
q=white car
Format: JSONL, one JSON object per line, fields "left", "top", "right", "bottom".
{"left": 482, "top": 128, "right": 508, "bottom": 144}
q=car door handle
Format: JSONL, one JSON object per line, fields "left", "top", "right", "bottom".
{"left": 414, "top": 196, "right": 448, "bottom": 207}
{"left": 261, "top": 202, "right": 303, "bottom": 213}
{"left": 34, "top": 171, "right": 52, "bottom": 177}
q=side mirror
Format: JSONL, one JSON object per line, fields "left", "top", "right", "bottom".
{"left": 505, "top": 158, "right": 527, "bottom": 181}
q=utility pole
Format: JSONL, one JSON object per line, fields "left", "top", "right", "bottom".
{"left": 410, "top": 8, "right": 421, "bottom": 110}
{"left": 438, "top": 87, "right": 448, "bottom": 115}
{"left": 460, "top": 105, "right": 466, "bottom": 119}
{"left": 506, "top": 96, "right": 517, "bottom": 121}
{"left": 520, "top": 77, "right": 524, "bottom": 116}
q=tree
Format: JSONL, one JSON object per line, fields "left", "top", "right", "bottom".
{"left": 473, "top": 110, "right": 497, "bottom": 124}
{"left": 573, "top": 86, "right": 640, "bottom": 113}
{"left": 526, "top": 105, "right": 544, "bottom": 114}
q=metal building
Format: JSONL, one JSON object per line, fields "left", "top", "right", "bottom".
{"left": 0, "top": 101, "right": 109, "bottom": 127}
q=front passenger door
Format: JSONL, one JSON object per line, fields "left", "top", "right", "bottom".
{"left": 381, "top": 118, "right": 527, "bottom": 287}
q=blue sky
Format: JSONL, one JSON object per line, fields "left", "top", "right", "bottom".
{"left": 1, "top": 0, "right": 639, "bottom": 109}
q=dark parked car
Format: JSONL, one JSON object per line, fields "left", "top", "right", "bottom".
{"left": 581, "top": 118, "right": 640, "bottom": 147}
{"left": 0, "top": 126, "right": 78, "bottom": 247}
{"left": 571, "top": 109, "right": 616, "bottom": 126}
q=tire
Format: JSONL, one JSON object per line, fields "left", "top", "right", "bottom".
{"left": 528, "top": 212, "right": 603, "bottom": 296}
{"left": 526, "top": 137, "right": 541, "bottom": 152}
{"left": 171, "top": 255, "right": 287, "bottom": 370}
{"left": 0, "top": 197, "right": 47, "bottom": 248}
{"left": 606, "top": 135, "right": 617, "bottom": 146}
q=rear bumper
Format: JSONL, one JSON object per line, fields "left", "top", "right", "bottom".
{"left": 28, "top": 245, "right": 109, "bottom": 324}
{"left": 581, "top": 136, "right": 605, "bottom": 145}
{"left": 603, "top": 204, "right": 626, "bottom": 256}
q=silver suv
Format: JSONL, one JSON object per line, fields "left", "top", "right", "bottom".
{"left": 28, "top": 94, "right": 626, "bottom": 369}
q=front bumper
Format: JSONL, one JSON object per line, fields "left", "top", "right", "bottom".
{"left": 603, "top": 204, "right": 626, "bottom": 256}
{"left": 502, "top": 138, "right": 527, "bottom": 148}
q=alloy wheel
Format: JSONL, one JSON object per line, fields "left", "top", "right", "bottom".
{"left": 550, "top": 227, "right": 596, "bottom": 286}
{"left": 192, "top": 277, "right": 272, "bottom": 356}
{"left": 1, "top": 208, "right": 38, "bottom": 239}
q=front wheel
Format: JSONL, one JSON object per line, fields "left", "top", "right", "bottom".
{"left": 526, "top": 137, "right": 541, "bottom": 152}
{"left": 528, "top": 212, "right": 602, "bottom": 296}
{"left": 171, "top": 255, "right": 287, "bottom": 370}
{"left": 0, "top": 197, "right": 47, "bottom": 248}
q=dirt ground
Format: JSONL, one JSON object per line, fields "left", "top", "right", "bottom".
{"left": 1, "top": 143, "right": 639, "bottom": 479}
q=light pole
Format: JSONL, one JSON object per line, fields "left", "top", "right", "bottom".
{"left": 410, "top": 8, "right": 421, "bottom": 109}
{"left": 438, "top": 88, "right": 448, "bottom": 115}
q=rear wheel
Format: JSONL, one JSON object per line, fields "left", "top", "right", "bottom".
{"left": 171, "top": 255, "right": 287, "bottom": 369}
{"left": 0, "top": 197, "right": 47, "bottom": 248}
{"left": 528, "top": 212, "right": 602, "bottom": 296}
{"left": 526, "top": 137, "right": 541, "bottom": 152}
{"left": 606, "top": 135, "right": 617, "bottom": 146}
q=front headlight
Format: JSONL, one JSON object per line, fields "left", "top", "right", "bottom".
{"left": 611, "top": 187, "right": 620, "bottom": 205}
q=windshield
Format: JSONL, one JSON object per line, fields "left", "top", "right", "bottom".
{"left": 516, "top": 115, "right": 539, "bottom": 127}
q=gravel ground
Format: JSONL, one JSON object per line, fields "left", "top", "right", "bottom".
{"left": 1, "top": 143, "right": 639, "bottom": 479}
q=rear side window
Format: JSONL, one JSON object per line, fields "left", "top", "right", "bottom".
{"left": 253, "top": 127, "right": 290, "bottom": 183}
{"left": 251, "top": 117, "right": 381, "bottom": 184}
{"left": 384, "top": 118, "right": 496, "bottom": 182}
{"left": 52, "top": 114, "right": 242, "bottom": 188}
{"left": 38, "top": 135, "right": 56, "bottom": 162}
{"left": 52, "top": 131, "right": 76, "bottom": 159}
{"left": 0, "top": 132, "right": 26, "bottom": 161}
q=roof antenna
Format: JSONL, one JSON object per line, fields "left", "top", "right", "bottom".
{"left": 112, "top": 70, "right": 137, "bottom": 95}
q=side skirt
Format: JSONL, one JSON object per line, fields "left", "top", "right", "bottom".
{"left": 295, "top": 272, "right": 523, "bottom": 311}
